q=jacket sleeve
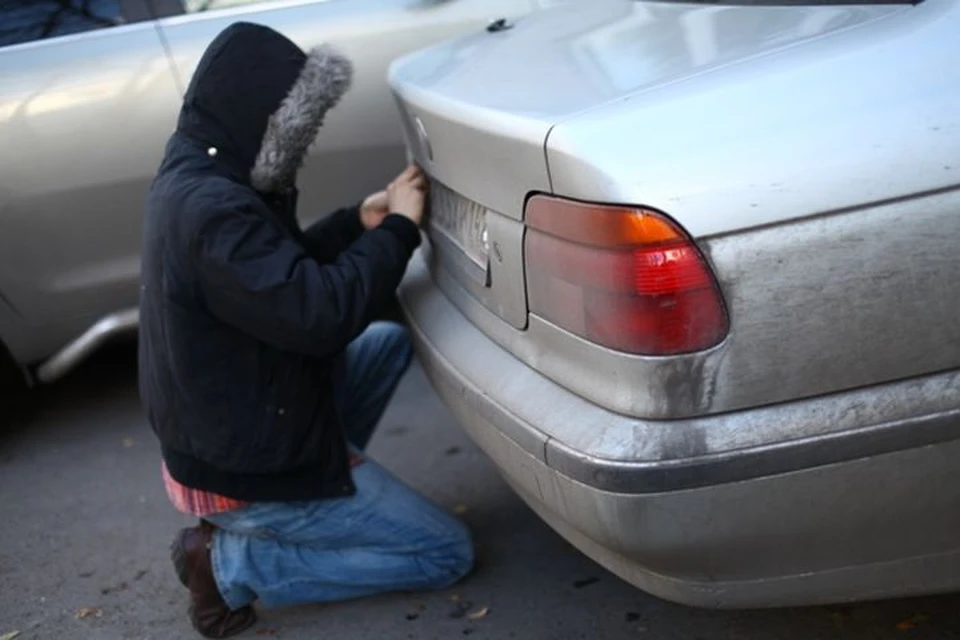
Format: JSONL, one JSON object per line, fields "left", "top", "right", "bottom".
{"left": 192, "top": 202, "right": 420, "bottom": 358}
{"left": 299, "top": 204, "right": 365, "bottom": 264}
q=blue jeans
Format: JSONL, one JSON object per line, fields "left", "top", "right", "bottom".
{"left": 205, "top": 321, "right": 474, "bottom": 609}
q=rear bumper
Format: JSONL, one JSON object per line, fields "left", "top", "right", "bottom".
{"left": 399, "top": 252, "right": 960, "bottom": 608}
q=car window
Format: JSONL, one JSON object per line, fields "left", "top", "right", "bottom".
{"left": 0, "top": 0, "right": 131, "bottom": 48}
{"left": 180, "top": 0, "right": 287, "bottom": 12}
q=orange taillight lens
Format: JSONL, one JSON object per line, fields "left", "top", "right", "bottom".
{"left": 524, "top": 195, "right": 728, "bottom": 355}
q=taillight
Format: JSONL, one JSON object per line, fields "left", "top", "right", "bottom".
{"left": 524, "top": 195, "right": 728, "bottom": 355}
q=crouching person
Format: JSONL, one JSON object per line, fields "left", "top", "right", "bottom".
{"left": 138, "top": 22, "right": 474, "bottom": 638}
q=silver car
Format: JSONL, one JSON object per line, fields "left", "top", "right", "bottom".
{"left": 0, "top": 0, "right": 536, "bottom": 389}
{"left": 389, "top": 0, "right": 960, "bottom": 608}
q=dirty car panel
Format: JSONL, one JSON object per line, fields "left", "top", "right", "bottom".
{"left": 390, "top": 0, "right": 960, "bottom": 607}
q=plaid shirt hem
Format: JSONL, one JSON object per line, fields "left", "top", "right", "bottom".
{"left": 162, "top": 453, "right": 365, "bottom": 518}
{"left": 162, "top": 462, "right": 249, "bottom": 517}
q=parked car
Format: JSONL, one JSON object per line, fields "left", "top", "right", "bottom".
{"left": 389, "top": 0, "right": 960, "bottom": 608}
{"left": 0, "top": 0, "right": 539, "bottom": 389}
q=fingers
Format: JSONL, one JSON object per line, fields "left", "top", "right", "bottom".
{"left": 386, "top": 165, "right": 428, "bottom": 220}
{"left": 396, "top": 163, "right": 426, "bottom": 184}
{"left": 396, "top": 163, "right": 419, "bottom": 182}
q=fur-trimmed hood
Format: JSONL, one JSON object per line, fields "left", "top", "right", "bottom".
{"left": 176, "top": 22, "right": 352, "bottom": 195}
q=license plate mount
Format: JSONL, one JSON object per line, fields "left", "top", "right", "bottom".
{"left": 428, "top": 181, "right": 490, "bottom": 287}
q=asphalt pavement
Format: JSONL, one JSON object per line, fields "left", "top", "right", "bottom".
{"left": 2, "top": 342, "right": 959, "bottom": 640}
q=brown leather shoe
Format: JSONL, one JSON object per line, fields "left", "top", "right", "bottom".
{"left": 171, "top": 521, "right": 257, "bottom": 638}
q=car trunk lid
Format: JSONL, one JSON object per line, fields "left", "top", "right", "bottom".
{"left": 388, "top": 0, "right": 900, "bottom": 330}
{"left": 389, "top": 0, "right": 924, "bottom": 418}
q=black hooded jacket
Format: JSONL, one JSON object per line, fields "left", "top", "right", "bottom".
{"left": 139, "top": 23, "right": 421, "bottom": 501}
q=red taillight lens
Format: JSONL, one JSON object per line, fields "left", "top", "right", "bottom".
{"left": 524, "top": 195, "right": 728, "bottom": 355}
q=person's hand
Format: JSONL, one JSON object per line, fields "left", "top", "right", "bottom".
{"left": 359, "top": 190, "right": 389, "bottom": 230}
{"left": 387, "top": 164, "right": 428, "bottom": 227}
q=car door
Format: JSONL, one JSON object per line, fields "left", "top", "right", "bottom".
{"left": 0, "top": 0, "right": 185, "bottom": 366}
{"left": 153, "top": 0, "right": 535, "bottom": 223}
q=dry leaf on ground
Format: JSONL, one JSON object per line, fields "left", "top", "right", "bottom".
{"left": 896, "top": 614, "right": 929, "bottom": 632}
{"left": 76, "top": 607, "right": 103, "bottom": 619}
{"left": 0, "top": 631, "right": 22, "bottom": 640}
{"left": 467, "top": 606, "right": 490, "bottom": 620}
{"left": 449, "top": 597, "right": 473, "bottom": 619}
{"left": 896, "top": 619, "right": 917, "bottom": 632}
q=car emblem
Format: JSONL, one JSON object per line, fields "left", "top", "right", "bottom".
{"left": 413, "top": 115, "right": 433, "bottom": 163}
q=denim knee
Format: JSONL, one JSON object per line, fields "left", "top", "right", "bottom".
{"left": 450, "top": 535, "right": 475, "bottom": 581}
{"left": 424, "top": 522, "right": 474, "bottom": 588}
